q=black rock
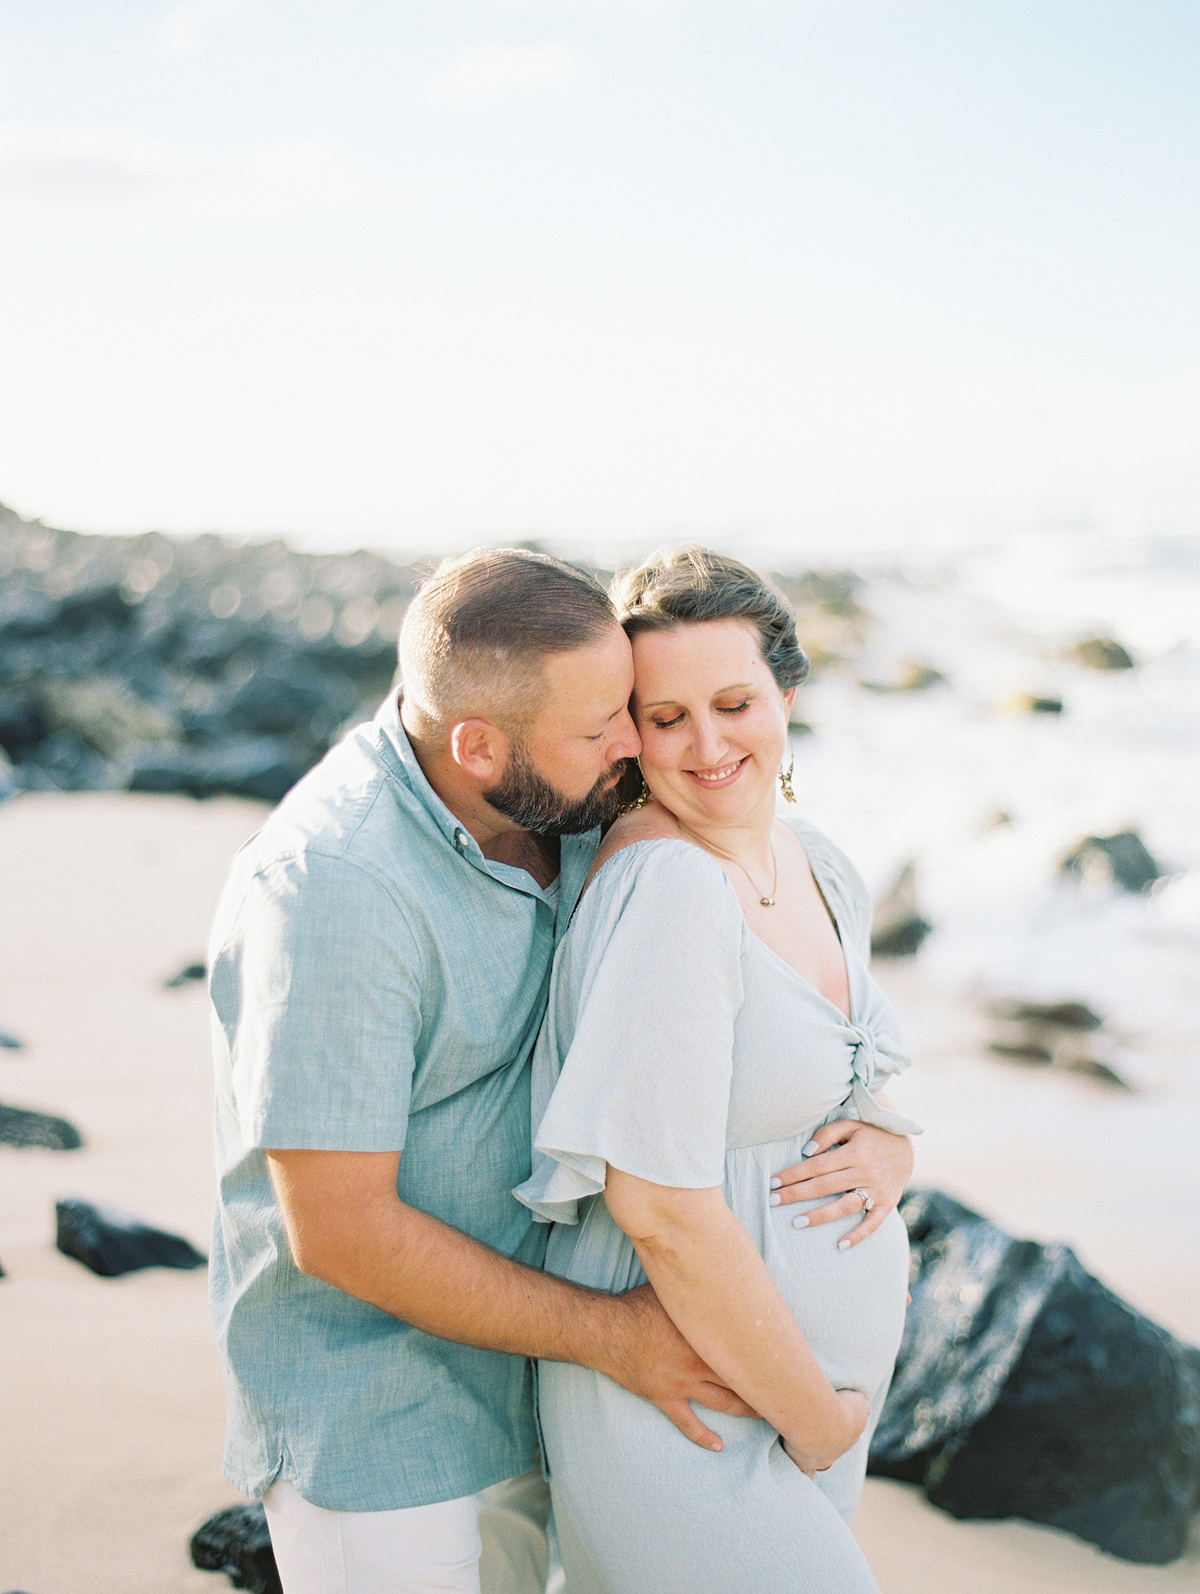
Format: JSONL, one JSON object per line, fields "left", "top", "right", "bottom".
{"left": 1075, "top": 636, "right": 1135, "bottom": 670}
{"left": 1060, "top": 829, "right": 1163, "bottom": 892}
{"left": 126, "top": 736, "right": 313, "bottom": 804}
{"left": 225, "top": 660, "right": 354, "bottom": 741}
{"left": 989, "top": 999, "right": 1103, "bottom": 1031}
{"left": 870, "top": 1189, "right": 1200, "bottom": 1564}
{"left": 165, "top": 960, "right": 207, "bottom": 989}
{"left": 55, "top": 1198, "right": 207, "bottom": 1277}
{"left": 0, "top": 687, "right": 51, "bottom": 760}
{"left": 870, "top": 862, "right": 933, "bottom": 958}
{"left": 190, "top": 1503, "right": 281, "bottom": 1594}
{"left": 0, "top": 1103, "right": 83, "bottom": 1150}
{"left": 871, "top": 915, "right": 933, "bottom": 957}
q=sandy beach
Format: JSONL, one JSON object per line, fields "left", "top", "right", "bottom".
{"left": 1, "top": 791, "right": 1197, "bottom": 1594}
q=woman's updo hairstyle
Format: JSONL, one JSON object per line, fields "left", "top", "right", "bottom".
{"left": 611, "top": 545, "right": 809, "bottom": 692}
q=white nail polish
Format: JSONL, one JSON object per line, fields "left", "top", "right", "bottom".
{"left": 801, "top": 1140, "right": 820, "bottom": 1157}
{"left": 769, "top": 1176, "right": 782, "bottom": 1190}
{"left": 792, "top": 1214, "right": 809, "bottom": 1229}
{"left": 838, "top": 1238, "right": 851, "bottom": 1251}
{"left": 769, "top": 1193, "right": 781, "bottom": 1207}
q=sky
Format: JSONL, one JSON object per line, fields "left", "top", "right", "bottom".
{"left": 0, "top": 1, "right": 1198, "bottom": 559}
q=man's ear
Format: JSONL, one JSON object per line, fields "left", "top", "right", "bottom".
{"left": 449, "top": 718, "right": 509, "bottom": 784}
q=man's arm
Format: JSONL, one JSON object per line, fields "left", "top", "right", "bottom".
{"left": 267, "top": 1148, "right": 756, "bottom": 1451}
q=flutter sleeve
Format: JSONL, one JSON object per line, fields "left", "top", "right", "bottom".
{"left": 514, "top": 840, "right": 745, "bottom": 1225}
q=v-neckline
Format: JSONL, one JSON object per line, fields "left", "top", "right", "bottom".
{"left": 575, "top": 831, "right": 857, "bottom": 1025}
{"left": 742, "top": 834, "right": 856, "bottom": 1026}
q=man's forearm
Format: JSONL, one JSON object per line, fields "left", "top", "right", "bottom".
{"left": 267, "top": 1148, "right": 620, "bottom": 1368}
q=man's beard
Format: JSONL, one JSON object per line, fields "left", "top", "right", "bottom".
{"left": 484, "top": 740, "right": 630, "bottom": 837}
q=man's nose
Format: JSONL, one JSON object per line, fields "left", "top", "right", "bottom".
{"left": 608, "top": 709, "right": 641, "bottom": 761}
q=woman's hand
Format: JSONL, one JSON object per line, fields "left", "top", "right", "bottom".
{"left": 782, "top": 1389, "right": 871, "bottom": 1477}
{"left": 770, "top": 1120, "right": 913, "bottom": 1249}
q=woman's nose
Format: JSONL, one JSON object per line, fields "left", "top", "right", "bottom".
{"left": 690, "top": 715, "right": 726, "bottom": 767}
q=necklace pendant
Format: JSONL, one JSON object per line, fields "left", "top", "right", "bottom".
{"left": 760, "top": 895, "right": 775, "bottom": 907}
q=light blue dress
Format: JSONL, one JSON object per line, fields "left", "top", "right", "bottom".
{"left": 514, "top": 821, "right": 920, "bottom": 1594}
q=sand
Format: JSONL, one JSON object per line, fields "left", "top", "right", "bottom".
{"left": 1, "top": 792, "right": 1196, "bottom": 1594}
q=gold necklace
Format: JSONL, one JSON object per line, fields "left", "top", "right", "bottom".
{"left": 681, "top": 825, "right": 779, "bottom": 906}
{"left": 737, "top": 843, "right": 778, "bottom": 907}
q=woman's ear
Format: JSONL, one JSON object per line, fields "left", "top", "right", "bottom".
{"left": 448, "top": 718, "right": 509, "bottom": 784}
{"left": 783, "top": 686, "right": 798, "bottom": 719}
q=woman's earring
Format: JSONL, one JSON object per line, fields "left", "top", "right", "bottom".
{"left": 779, "top": 752, "right": 796, "bottom": 804}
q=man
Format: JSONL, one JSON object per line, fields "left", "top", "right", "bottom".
{"left": 209, "top": 548, "right": 911, "bottom": 1594}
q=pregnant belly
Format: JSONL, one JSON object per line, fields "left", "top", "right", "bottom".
{"left": 766, "top": 1203, "right": 911, "bottom": 1396}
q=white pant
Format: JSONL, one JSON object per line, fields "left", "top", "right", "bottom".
{"left": 262, "top": 1469, "right": 560, "bottom": 1594}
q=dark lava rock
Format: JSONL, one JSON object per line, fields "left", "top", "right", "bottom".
{"left": 165, "top": 960, "right": 207, "bottom": 989}
{"left": 190, "top": 1503, "right": 281, "bottom": 1594}
{"left": 55, "top": 1198, "right": 207, "bottom": 1277}
{"left": 989, "top": 999, "right": 1103, "bottom": 1031}
{"left": 1061, "top": 829, "right": 1163, "bottom": 892}
{"left": 870, "top": 862, "right": 932, "bottom": 958}
{"left": 0, "top": 1103, "right": 83, "bottom": 1150}
{"left": 870, "top": 1188, "right": 1200, "bottom": 1564}
{"left": 126, "top": 736, "right": 313, "bottom": 803}
{"left": 1075, "top": 636, "right": 1135, "bottom": 670}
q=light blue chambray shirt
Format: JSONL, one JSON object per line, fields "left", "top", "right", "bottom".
{"left": 208, "top": 692, "right": 596, "bottom": 1511}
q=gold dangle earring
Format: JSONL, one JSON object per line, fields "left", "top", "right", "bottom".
{"left": 779, "top": 751, "right": 796, "bottom": 804}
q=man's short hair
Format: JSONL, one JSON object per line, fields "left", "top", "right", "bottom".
{"left": 400, "top": 548, "right": 617, "bottom": 736}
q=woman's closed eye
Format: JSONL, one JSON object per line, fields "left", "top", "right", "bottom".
{"left": 650, "top": 700, "right": 751, "bottom": 731}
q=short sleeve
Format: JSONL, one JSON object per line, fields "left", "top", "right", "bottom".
{"left": 209, "top": 852, "right": 424, "bottom": 1151}
{"left": 514, "top": 842, "right": 744, "bottom": 1224}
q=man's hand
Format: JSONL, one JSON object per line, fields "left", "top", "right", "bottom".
{"left": 600, "top": 1283, "right": 759, "bottom": 1452}
{"left": 770, "top": 1121, "right": 913, "bottom": 1249}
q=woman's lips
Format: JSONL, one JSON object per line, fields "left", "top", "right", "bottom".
{"left": 686, "top": 756, "right": 748, "bottom": 789}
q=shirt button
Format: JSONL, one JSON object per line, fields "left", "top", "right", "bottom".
{"left": 453, "top": 828, "right": 468, "bottom": 852}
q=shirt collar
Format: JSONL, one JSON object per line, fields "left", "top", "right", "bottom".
{"left": 373, "top": 692, "right": 598, "bottom": 905}
{"left": 374, "top": 690, "right": 478, "bottom": 857}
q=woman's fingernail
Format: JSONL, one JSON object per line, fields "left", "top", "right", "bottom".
{"left": 769, "top": 1176, "right": 782, "bottom": 1190}
{"left": 838, "top": 1238, "right": 851, "bottom": 1251}
{"left": 801, "top": 1140, "right": 821, "bottom": 1157}
{"left": 769, "top": 1193, "right": 781, "bottom": 1207}
{"left": 792, "top": 1214, "right": 809, "bottom": 1229}
{"left": 710, "top": 1440, "right": 723, "bottom": 1452}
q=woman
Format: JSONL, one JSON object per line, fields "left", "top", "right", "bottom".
{"left": 515, "top": 547, "right": 920, "bottom": 1594}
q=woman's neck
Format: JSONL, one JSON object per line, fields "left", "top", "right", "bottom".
{"left": 672, "top": 807, "right": 778, "bottom": 877}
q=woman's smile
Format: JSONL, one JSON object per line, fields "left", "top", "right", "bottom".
{"left": 686, "top": 756, "right": 749, "bottom": 788}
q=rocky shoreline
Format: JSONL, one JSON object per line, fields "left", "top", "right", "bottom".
{"left": 0, "top": 504, "right": 878, "bottom": 805}
{"left": 0, "top": 503, "right": 422, "bottom": 802}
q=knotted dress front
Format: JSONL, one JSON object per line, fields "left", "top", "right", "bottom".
{"left": 514, "top": 819, "right": 920, "bottom": 1594}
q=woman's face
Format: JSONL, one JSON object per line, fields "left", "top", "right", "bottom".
{"left": 630, "top": 618, "right": 795, "bottom": 830}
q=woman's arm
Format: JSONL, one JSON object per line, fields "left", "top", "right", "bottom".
{"left": 604, "top": 1167, "right": 869, "bottom": 1473}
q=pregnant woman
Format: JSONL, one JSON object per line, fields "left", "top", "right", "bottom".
{"left": 515, "top": 546, "right": 920, "bottom": 1593}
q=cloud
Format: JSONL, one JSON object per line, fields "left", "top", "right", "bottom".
{"left": 156, "top": 0, "right": 244, "bottom": 59}
{"left": 432, "top": 44, "right": 581, "bottom": 106}
{"left": 0, "top": 126, "right": 403, "bottom": 231}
